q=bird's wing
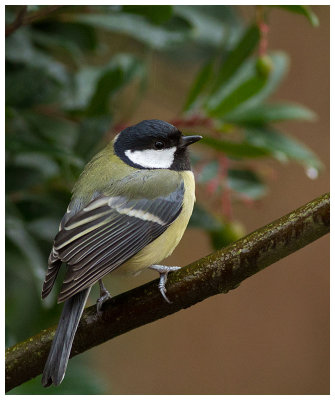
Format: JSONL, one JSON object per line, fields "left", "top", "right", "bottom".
{"left": 51, "top": 180, "right": 184, "bottom": 302}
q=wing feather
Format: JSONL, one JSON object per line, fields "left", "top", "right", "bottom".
{"left": 51, "top": 181, "right": 184, "bottom": 302}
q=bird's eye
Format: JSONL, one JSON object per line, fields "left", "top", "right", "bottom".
{"left": 154, "top": 141, "right": 164, "bottom": 150}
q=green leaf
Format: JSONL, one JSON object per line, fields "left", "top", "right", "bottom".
{"left": 6, "top": 165, "right": 44, "bottom": 192}
{"left": 5, "top": 66, "right": 61, "bottom": 108}
{"left": 223, "top": 102, "right": 317, "bottom": 125}
{"left": 273, "top": 5, "right": 319, "bottom": 27}
{"left": 200, "top": 136, "right": 270, "bottom": 158}
{"left": 75, "top": 116, "right": 112, "bottom": 159}
{"left": 228, "top": 169, "right": 267, "bottom": 199}
{"left": 63, "top": 66, "right": 101, "bottom": 110}
{"left": 183, "top": 60, "right": 213, "bottom": 111}
{"left": 6, "top": 28, "right": 69, "bottom": 85}
{"left": 207, "top": 74, "right": 267, "bottom": 116}
{"left": 87, "top": 68, "right": 124, "bottom": 116}
{"left": 64, "top": 54, "right": 145, "bottom": 114}
{"left": 242, "top": 52, "right": 289, "bottom": 108}
{"left": 33, "top": 21, "right": 98, "bottom": 53}
{"left": 245, "top": 126, "right": 323, "bottom": 170}
{"left": 87, "top": 56, "right": 145, "bottom": 116}
{"left": 6, "top": 134, "right": 83, "bottom": 168}
{"left": 19, "top": 111, "right": 78, "bottom": 150}
{"left": 122, "top": 5, "right": 173, "bottom": 24}
{"left": 69, "top": 12, "right": 191, "bottom": 50}
{"left": 27, "top": 217, "right": 61, "bottom": 242}
{"left": 6, "top": 204, "right": 46, "bottom": 283}
{"left": 197, "top": 160, "right": 219, "bottom": 183}
{"left": 14, "top": 192, "right": 70, "bottom": 222}
{"left": 206, "top": 52, "right": 289, "bottom": 117}
{"left": 190, "top": 205, "right": 245, "bottom": 249}
{"left": 5, "top": 239, "right": 52, "bottom": 346}
{"left": 189, "top": 203, "right": 222, "bottom": 231}
{"left": 174, "top": 5, "right": 228, "bottom": 46}
{"left": 10, "top": 153, "right": 60, "bottom": 179}
{"left": 213, "top": 24, "right": 260, "bottom": 89}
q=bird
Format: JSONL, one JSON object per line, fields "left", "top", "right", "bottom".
{"left": 41, "top": 119, "right": 202, "bottom": 387}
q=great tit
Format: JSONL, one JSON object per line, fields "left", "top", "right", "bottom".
{"left": 41, "top": 119, "right": 202, "bottom": 387}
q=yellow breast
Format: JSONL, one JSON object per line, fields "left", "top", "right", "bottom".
{"left": 119, "top": 170, "right": 195, "bottom": 274}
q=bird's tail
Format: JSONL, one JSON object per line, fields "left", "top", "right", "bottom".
{"left": 42, "top": 287, "right": 91, "bottom": 387}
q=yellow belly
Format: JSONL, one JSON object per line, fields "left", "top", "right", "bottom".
{"left": 119, "top": 170, "right": 195, "bottom": 274}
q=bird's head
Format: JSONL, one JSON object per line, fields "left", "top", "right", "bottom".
{"left": 114, "top": 119, "right": 202, "bottom": 171}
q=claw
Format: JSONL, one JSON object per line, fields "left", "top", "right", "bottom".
{"left": 159, "top": 274, "right": 171, "bottom": 303}
{"left": 149, "top": 265, "right": 181, "bottom": 303}
{"left": 96, "top": 279, "right": 111, "bottom": 313}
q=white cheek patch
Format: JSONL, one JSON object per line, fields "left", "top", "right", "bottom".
{"left": 125, "top": 147, "right": 177, "bottom": 169}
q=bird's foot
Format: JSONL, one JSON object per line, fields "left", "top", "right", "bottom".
{"left": 96, "top": 279, "right": 111, "bottom": 313}
{"left": 149, "top": 265, "right": 181, "bottom": 304}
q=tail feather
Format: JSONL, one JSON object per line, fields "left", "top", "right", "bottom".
{"left": 42, "top": 287, "right": 91, "bottom": 387}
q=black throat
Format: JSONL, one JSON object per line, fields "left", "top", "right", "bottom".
{"left": 169, "top": 147, "right": 191, "bottom": 171}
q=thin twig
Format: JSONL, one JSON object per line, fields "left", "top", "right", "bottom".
{"left": 5, "top": 5, "right": 64, "bottom": 37}
{"left": 5, "top": 6, "right": 27, "bottom": 37}
{"left": 5, "top": 193, "right": 330, "bottom": 392}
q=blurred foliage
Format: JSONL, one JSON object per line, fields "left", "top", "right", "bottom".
{"left": 5, "top": 5, "right": 322, "bottom": 394}
{"left": 8, "top": 355, "right": 107, "bottom": 395}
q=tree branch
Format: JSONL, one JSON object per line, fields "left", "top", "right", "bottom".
{"left": 5, "top": 193, "right": 330, "bottom": 392}
{"left": 5, "top": 5, "right": 64, "bottom": 37}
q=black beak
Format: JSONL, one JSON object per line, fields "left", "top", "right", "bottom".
{"left": 181, "top": 135, "right": 202, "bottom": 148}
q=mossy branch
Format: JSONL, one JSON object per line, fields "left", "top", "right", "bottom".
{"left": 5, "top": 193, "right": 330, "bottom": 392}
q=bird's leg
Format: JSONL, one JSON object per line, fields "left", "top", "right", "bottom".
{"left": 96, "top": 279, "right": 111, "bottom": 313}
{"left": 149, "top": 265, "right": 181, "bottom": 304}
